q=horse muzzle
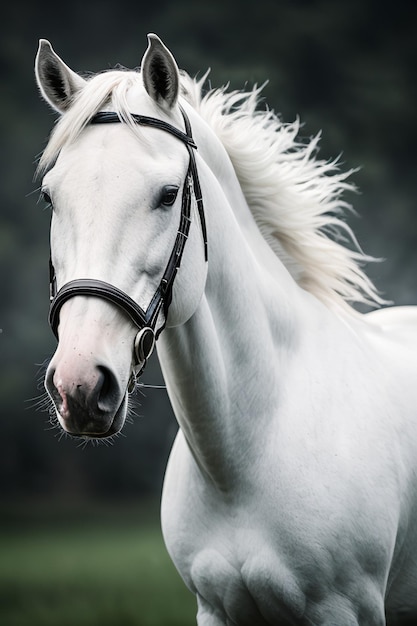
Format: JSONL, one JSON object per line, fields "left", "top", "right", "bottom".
{"left": 45, "top": 362, "right": 128, "bottom": 438}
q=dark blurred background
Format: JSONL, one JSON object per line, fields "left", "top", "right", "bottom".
{"left": 0, "top": 0, "right": 416, "bottom": 622}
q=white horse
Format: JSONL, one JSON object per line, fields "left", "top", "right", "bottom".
{"left": 35, "top": 35, "right": 417, "bottom": 625}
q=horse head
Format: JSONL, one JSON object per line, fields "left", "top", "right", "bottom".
{"left": 36, "top": 35, "right": 208, "bottom": 438}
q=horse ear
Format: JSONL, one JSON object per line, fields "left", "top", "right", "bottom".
{"left": 35, "top": 39, "right": 86, "bottom": 113}
{"left": 141, "top": 34, "right": 179, "bottom": 110}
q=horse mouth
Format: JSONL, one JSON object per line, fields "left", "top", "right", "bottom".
{"left": 52, "top": 390, "right": 129, "bottom": 439}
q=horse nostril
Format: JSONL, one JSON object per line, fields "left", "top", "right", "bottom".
{"left": 96, "top": 365, "right": 121, "bottom": 413}
{"left": 45, "top": 366, "right": 61, "bottom": 404}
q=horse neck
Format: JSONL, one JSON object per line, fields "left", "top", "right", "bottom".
{"left": 157, "top": 107, "right": 305, "bottom": 490}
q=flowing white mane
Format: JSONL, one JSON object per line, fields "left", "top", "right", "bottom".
{"left": 39, "top": 68, "right": 384, "bottom": 311}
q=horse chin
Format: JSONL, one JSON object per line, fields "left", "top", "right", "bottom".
{"left": 56, "top": 392, "right": 128, "bottom": 440}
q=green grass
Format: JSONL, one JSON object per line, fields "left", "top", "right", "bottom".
{"left": 0, "top": 508, "right": 196, "bottom": 626}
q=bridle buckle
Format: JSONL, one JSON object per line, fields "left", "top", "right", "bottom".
{"left": 128, "top": 326, "right": 156, "bottom": 392}
{"left": 134, "top": 326, "right": 156, "bottom": 364}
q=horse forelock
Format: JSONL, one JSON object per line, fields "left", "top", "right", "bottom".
{"left": 37, "top": 69, "right": 148, "bottom": 174}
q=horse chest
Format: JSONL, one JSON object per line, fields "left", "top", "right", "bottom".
{"left": 163, "top": 490, "right": 387, "bottom": 625}
{"left": 161, "top": 432, "right": 389, "bottom": 625}
{"left": 163, "top": 494, "right": 308, "bottom": 624}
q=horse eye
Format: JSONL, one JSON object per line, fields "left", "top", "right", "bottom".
{"left": 42, "top": 190, "right": 52, "bottom": 206}
{"left": 160, "top": 185, "right": 179, "bottom": 207}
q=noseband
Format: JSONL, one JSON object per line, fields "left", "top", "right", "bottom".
{"left": 48, "top": 106, "right": 208, "bottom": 384}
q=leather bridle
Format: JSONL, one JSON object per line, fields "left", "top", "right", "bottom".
{"left": 48, "top": 106, "right": 208, "bottom": 383}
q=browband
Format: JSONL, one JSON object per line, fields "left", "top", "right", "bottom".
{"left": 91, "top": 111, "right": 198, "bottom": 148}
